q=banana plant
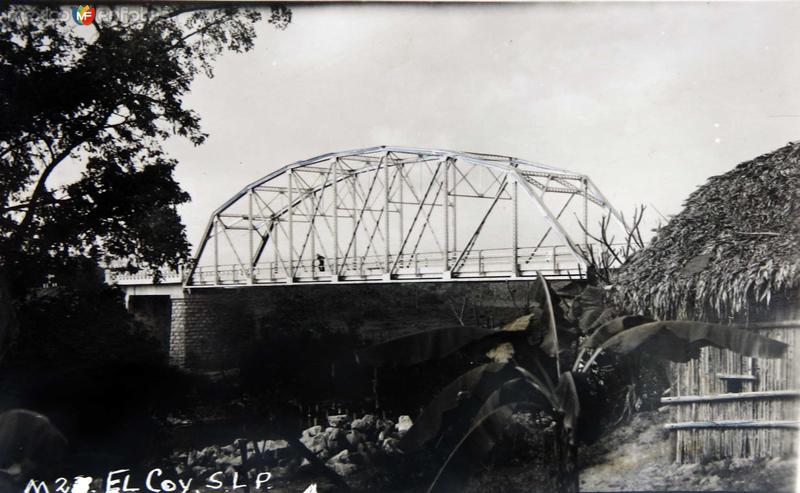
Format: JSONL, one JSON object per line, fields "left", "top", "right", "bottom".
{"left": 355, "top": 274, "right": 788, "bottom": 493}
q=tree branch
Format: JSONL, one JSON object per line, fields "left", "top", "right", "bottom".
{"left": 8, "top": 106, "right": 117, "bottom": 253}
{"left": 171, "top": 14, "right": 232, "bottom": 50}
{"left": 0, "top": 197, "right": 71, "bottom": 214}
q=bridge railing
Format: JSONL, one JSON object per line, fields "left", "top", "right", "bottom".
{"left": 106, "top": 242, "right": 629, "bottom": 287}
{"left": 104, "top": 266, "right": 184, "bottom": 285}
{"left": 185, "top": 244, "right": 587, "bottom": 286}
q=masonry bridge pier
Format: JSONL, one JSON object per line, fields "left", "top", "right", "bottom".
{"left": 110, "top": 147, "right": 629, "bottom": 370}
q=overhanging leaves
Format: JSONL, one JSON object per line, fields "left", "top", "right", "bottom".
{"left": 598, "top": 321, "right": 788, "bottom": 362}
{"left": 580, "top": 315, "right": 654, "bottom": 350}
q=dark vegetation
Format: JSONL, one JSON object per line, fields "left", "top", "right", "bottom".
{"left": 0, "top": 4, "right": 291, "bottom": 487}
{"left": 0, "top": 260, "right": 200, "bottom": 477}
{"left": 354, "top": 276, "right": 788, "bottom": 493}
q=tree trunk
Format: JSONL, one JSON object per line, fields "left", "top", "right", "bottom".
{"left": 0, "top": 271, "right": 18, "bottom": 363}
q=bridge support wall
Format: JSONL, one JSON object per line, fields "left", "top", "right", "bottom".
{"left": 128, "top": 280, "right": 572, "bottom": 371}
{"left": 168, "top": 297, "right": 187, "bottom": 368}
{"left": 167, "top": 290, "right": 254, "bottom": 369}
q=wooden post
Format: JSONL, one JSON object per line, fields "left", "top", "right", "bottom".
{"left": 661, "top": 390, "right": 800, "bottom": 404}
{"left": 665, "top": 420, "right": 800, "bottom": 430}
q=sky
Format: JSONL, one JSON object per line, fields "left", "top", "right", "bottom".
{"left": 73, "top": 2, "right": 800, "bottom": 249}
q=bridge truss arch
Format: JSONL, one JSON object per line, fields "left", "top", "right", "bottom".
{"left": 186, "top": 146, "right": 628, "bottom": 287}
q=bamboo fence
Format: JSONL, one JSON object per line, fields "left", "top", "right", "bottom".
{"left": 664, "top": 320, "right": 799, "bottom": 463}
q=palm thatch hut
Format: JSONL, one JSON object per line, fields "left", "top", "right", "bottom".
{"left": 616, "top": 141, "right": 800, "bottom": 463}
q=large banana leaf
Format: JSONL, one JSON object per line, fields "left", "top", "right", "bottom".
{"left": 581, "top": 307, "right": 616, "bottom": 334}
{"left": 423, "top": 372, "right": 589, "bottom": 492}
{"left": 426, "top": 372, "right": 571, "bottom": 492}
{"left": 598, "top": 321, "right": 788, "bottom": 362}
{"left": 427, "top": 400, "right": 548, "bottom": 493}
{"left": 354, "top": 326, "right": 497, "bottom": 367}
{"left": 535, "top": 274, "right": 574, "bottom": 361}
{"left": 398, "top": 362, "right": 519, "bottom": 453}
{"left": 580, "top": 315, "right": 653, "bottom": 350}
{"left": 472, "top": 377, "right": 554, "bottom": 433}
{"left": 554, "top": 372, "right": 580, "bottom": 445}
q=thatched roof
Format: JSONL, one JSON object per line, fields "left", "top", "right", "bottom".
{"left": 615, "top": 141, "right": 800, "bottom": 321}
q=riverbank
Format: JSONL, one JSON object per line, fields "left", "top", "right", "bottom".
{"left": 580, "top": 410, "right": 797, "bottom": 492}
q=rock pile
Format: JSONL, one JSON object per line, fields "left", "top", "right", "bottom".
{"left": 168, "top": 413, "right": 413, "bottom": 481}
{"left": 171, "top": 438, "right": 295, "bottom": 479}
{"left": 300, "top": 413, "right": 412, "bottom": 477}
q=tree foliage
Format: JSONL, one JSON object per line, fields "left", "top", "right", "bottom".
{"left": 0, "top": 4, "right": 290, "bottom": 288}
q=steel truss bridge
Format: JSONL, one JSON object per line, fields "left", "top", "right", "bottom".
{"left": 148, "top": 146, "right": 630, "bottom": 288}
